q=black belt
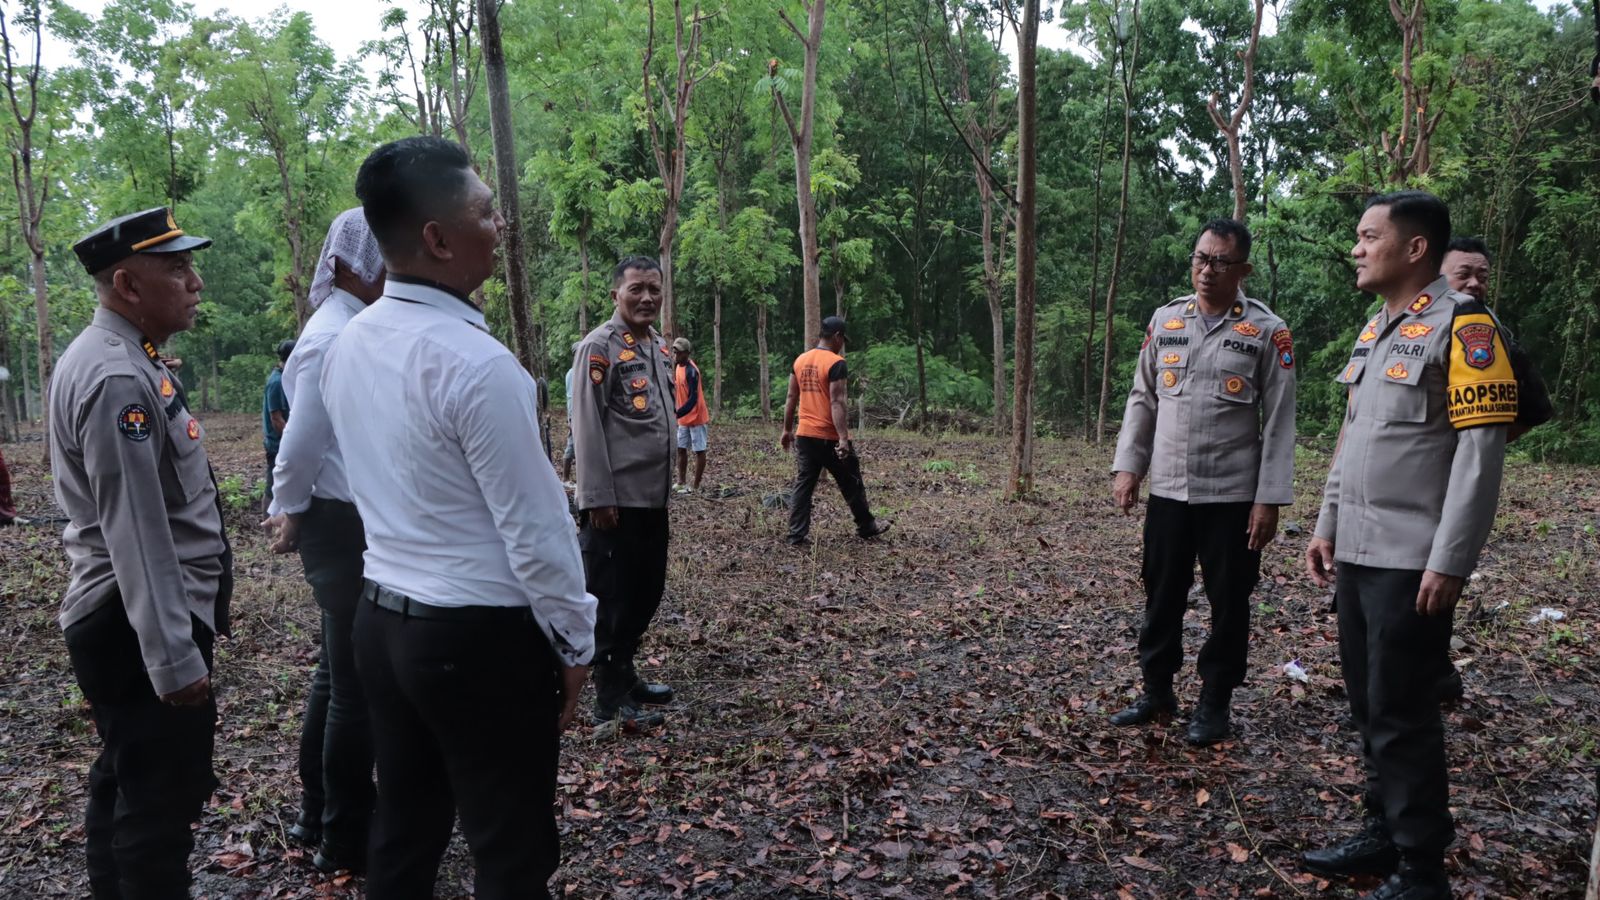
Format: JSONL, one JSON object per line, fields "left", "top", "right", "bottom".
{"left": 362, "top": 581, "right": 532, "bottom": 624}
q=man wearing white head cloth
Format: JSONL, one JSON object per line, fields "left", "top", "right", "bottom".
{"left": 262, "top": 207, "right": 384, "bottom": 871}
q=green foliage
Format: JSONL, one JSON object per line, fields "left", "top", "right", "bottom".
{"left": 214, "top": 355, "right": 279, "bottom": 415}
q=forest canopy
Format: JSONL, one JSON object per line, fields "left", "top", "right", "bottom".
{"left": 0, "top": 0, "right": 1596, "bottom": 461}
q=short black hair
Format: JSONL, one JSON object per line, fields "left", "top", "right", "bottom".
{"left": 611, "top": 255, "right": 662, "bottom": 288}
{"left": 1446, "top": 236, "right": 1491, "bottom": 261}
{"left": 355, "top": 137, "right": 475, "bottom": 258}
{"left": 1197, "top": 218, "right": 1251, "bottom": 261}
{"left": 276, "top": 339, "right": 296, "bottom": 363}
{"left": 1365, "top": 190, "right": 1451, "bottom": 267}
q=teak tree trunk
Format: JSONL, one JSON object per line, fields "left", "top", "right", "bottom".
{"left": 644, "top": 0, "right": 710, "bottom": 340}
{"left": 478, "top": 0, "right": 543, "bottom": 379}
{"left": 1205, "top": 0, "right": 1263, "bottom": 223}
{"left": 1083, "top": 59, "right": 1115, "bottom": 438}
{"left": 1095, "top": 0, "right": 1141, "bottom": 444}
{"left": 774, "top": 0, "right": 826, "bottom": 346}
{"left": 1008, "top": 0, "right": 1040, "bottom": 498}
{"left": 1381, "top": 0, "right": 1454, "bottom": 184}
{"left": 1, "top": 2, "right": 53, "bottom": 444}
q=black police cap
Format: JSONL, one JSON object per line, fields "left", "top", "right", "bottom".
{"left": 820, "top": 315, "right": 848, "bottom": 338}
{"left": 72, "top": 207, "right": 212, "bottom": 276}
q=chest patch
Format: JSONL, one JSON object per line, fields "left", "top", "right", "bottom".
{"left": 1161, "top": 352, "right": 1181, "bottom": 365}
{"left": 186, "top": 419, "right": 201, "bottom": 441}
{"left": 160, "top": 377, "right": 175, "bottom": 399}
{"left": 629, "top": 377, "right": 649, "bottom": 390}
{"left": 1385, "top": 362, "right": 1410, "bottom": 381}
{"left": 1231, "top": 321, "right": 1261, "bottom": 338}
{"left": 1224, "top": 376, "right": 1244, "bottom": 395}
{"left": 618, "top": 349, "right": 637, "bottom": 362}
{"left": 1222, "top": 338, "right": 1259, "bottom": 356}
{"left": 1398, "top": 323, "right": 1433, "bottom": 340}
{"left": 118, "top": 404, "right": 152, "bottom": 441}
{"left": 1162, "top": 318, "right": 1184, "bottom": 331}
{"left": 1358, "top": 324, "right": 1378, "bottom": 344}
{"left": 1161, "top": 370, "right": 1178, "bottom": 389}
{"left": 1387, "top": 341, "right": 1427, "bottom": 360}
{"left": 1157, "top": 335, "right": 1189, "bottom": 348}
{"left": 631, "top": 394, "right": 649, "bottom": 412}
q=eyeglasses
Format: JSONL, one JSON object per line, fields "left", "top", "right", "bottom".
{"left": 1191, "top": 252, "right": 1245, "bottom": 273}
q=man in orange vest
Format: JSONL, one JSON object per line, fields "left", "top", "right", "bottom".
{"left": 779, "top": 316, "right": 890, "bottom": 546}
{"left": 672, "top": 337, "right": 709, "bottom": 493}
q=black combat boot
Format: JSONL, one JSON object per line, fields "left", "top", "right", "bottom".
{"left": 1301, "top": 815, "right": 1400, "bottom": 878}
{"left": 287, "top": 811, "right": 321, "bottom": 848}
{"left": 593, "top": 663, "right": 666, "bottom": 728}
{"left": 1108, "top": 683, "right": 1177, "bottom": 727}
{"left": 1437, "top": 668, "right": 1465, "bottom": 706}
{"left": 621, "top": 660, "right": 674, "bottom": 706}
{"left": 1364, "top": 857, "right": 1449, "bottom": 899}
{"left": 1186, "top": 686, "right": 1232, "bottom": 746}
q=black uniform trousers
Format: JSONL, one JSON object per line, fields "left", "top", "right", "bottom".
{"left": 581, "top": 506, "right": 669, "bottom": 702}
{"left": 262, "top": 450, "right": 277, "bottom": 515}
{"left": 354, "top": 590, "right": 563, "bottom": 900}
{"left": 1137, "top": 495, "right": 1260, "bottom": 692}
{"left": 787, "top": 436, "right": 875, "bottom": 542}
{"left": 64, "top": 597, "right": 218, "bottom": 900}
{"left": 294, "top": 498, "right": 374, "bottom": 852}
{"left": 1335, "top": 563, "right": 1454, "bottom": 857}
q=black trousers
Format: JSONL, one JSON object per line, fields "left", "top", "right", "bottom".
{"left": 787, "top": 436, "right": 876, "bottom": 541}
{"left": 1335, "top": 563, "right": 1454, "bottom": 857}
{"left": 294, "top": 498, "right": 374, "bottom": 851}
{"left": 581, "top": 507, "right": 669, "bottom": 701}
{"left": 64, "top": 599, "right": 218, "bottom": 900}
{"left": 354, "top": 593, "right": 563, "bottom": 900}
{"left": 262, "top": 450, "right": 277, "bottom": 515}
{"left": 1136, "top": 495, "right": 1260, "bottom": 692}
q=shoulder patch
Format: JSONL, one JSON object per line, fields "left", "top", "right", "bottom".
{"left": 1272, "top": 329, "right": 1294, "bottom": 369}
{"left": 118, "top": 404, "right": 152, "bottom": 441}
{"left": 622, "top": 332, "right": 637, "bottom": 347}
{"left": 1141, "top": 323, "right": 1153, "bottom": 350}
{"left": 1447, "top": 310, "right": 1517, "bottom": 429}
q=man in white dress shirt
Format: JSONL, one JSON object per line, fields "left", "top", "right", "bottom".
{"left": 322, "top": 136, "right": 596, "bottom": 900}
{"left": 261, "top": 207, "right": 384, "bottom": 871}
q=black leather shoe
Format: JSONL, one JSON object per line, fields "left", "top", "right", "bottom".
{"left": 287, "top": 814, "right": 320, "bottom": 848}
{"left": 629, "top": 679, "right": 674, "bottom": 706}
{"left": 1186, "top": 692, "right": 1232, "bottom": 746}
{"left": 1108, "top": 690, "right": 1177, "bottom": 727}
{"left": 593, "top": 699, "right": 666, "bottom": 728}
{"left": 1365, "top": 861, "right": 1449, "bottom": 899}
{"left": 1301, "top": 817, "right": 1400, "bottom": 878}
{"left": 1437, "top": 669, "right": 1464, "bottom": 706}
{"left": 858, "top": 521, "right": 891, "bottom": 539}
{"left": 312, "top": 842, "right": 366, "bottom": 874}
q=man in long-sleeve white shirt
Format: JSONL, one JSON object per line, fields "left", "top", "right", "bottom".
{"left": 262, "top": 207, "right": 384, "bottom": 871}
{"left": 321, "top": 137, "right": 596, "bottom": 900}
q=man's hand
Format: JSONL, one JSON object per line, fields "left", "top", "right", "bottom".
{"left": 1246, "top": 503, "right": 1280, "bottom": 551}
{"left": 1416, "top": 570, "right": 1463, "bottom": 617}
{"left": 1305, "top": 536, "right": 1336, "bottom": 588}
{"left": 588, "top": 506, "right": 620, "bottom": 530}
{"left": 834, "top": 439, "right": 854, "bottom": 459}
{"left": 557, "top": 664, "right": 590, "bottom": 733}
{"left": 1112, "top": 472, "right": 1141, "bottom": 513}
{"left": 780, "top": 430, "right": 795, "bottom": 452}
{"left": 259, "top": 513, "right": 301, "bottom": 554}
{"left": 160, "top": 673, "right": 211, "bottom": 707}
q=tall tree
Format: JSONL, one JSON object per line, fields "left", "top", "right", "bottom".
{"left": 477, "top": 0, "right": 541, "bottom": 377}
{"left": 1094, "top": 0, "right": 1140, "bottom": 444}
{"left": 0, "top": 0, "right": 60, "bottom": 436}
{"left": 642, "top": 0, "right": 713, "bottom": 339}
{"left": 1205, "top": 0, "right": 1264, "bottom": 222}
{"left": 1008, "top": 0, "right": 1039, "bottom": 497}
{"left": 772, "top": 0, "right": 825, "bottom": 345}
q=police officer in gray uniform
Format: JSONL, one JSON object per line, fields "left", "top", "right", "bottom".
{"left": 1302, "top": 192, "right": 1516, "bottom": 900}
{"left": 1110, "top": 218, "right": 1297, "bottom": 746}
{"left": 51, "top": 207, "right": 227, "bottom": 898}
{"left": 572, "top": 256, "right": 677, "bottom": 727}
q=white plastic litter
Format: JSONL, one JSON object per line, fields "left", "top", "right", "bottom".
{"left": 1283, "top": 660, "right": 1310, "bottom": 683}
{"left": 1528, "top": 607, "right": 1566, "bottom": 623}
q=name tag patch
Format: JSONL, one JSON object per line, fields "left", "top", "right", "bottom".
{"left": 1387, "top": 342, "right": 1427, "bottom": 359}
{"left": 1222, "top": 338, "right": 1259, "bottom": 356}
{"left": 1156, "top": 335, "right": 1189, "bottom": 348}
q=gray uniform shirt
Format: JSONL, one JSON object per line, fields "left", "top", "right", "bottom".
{"left": 1113, "top": 293, "right": 1297, "bottom": 505}
{"left": 1314, "top": 278, "right": 1515, "bottom": 576}
{"left": 49, "top": 308, "right": 225, "bottom": 696}
{"left": 572, "top": 313, "right": 676, "bottom": 510}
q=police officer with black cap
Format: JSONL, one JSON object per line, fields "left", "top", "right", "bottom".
{"left": 51, "top": 207, "right": 229, "bottom": 899}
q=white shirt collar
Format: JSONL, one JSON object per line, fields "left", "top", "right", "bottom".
{"left": 384, "top": 276, "right": 487, "bottom": 331}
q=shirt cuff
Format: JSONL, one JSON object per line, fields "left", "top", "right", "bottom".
{"left": 146, "top": 647, "right": 208, "bottom": 697}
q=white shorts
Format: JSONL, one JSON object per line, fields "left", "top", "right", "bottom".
{"left": 676, "top": 424, "right": 708, "bottom": 452}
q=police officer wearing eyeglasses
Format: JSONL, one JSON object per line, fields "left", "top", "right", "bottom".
{"left": 1109, "top": 218, "right": 1297, "bottom": 746}
{"left": 52, "top": 208, "right": 228, "bottom": 898}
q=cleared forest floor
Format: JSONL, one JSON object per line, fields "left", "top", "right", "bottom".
{"left": 1, "top": 416, "right": 1595, "bottom": 899}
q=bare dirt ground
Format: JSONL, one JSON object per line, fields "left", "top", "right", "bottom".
{"left": 1, "top": 415, "right": 1596, "bottom": 899}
